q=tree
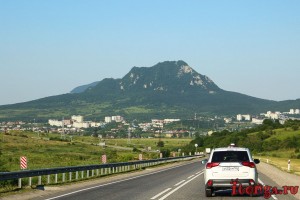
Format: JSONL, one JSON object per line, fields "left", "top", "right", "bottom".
{"left": 157, "top": 141, "right": 164, "bottom": 147}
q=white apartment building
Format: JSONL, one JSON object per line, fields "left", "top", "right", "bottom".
{"left": 71, "top": 115, "right": 84, "bottom": 123}
{"left": 105, "top": 116, "right": 112, "bottom": 123}
{"left": 48, "top": 119, "right": 63, "bottom": 127}
{"left": 224, "top": 118, "right": 232, "bottom": 123}
{"left": 265, "top": 111, "right": 280, "bottom": 119}
{"left": 236, "top": 114, "right": 251, "bottom": 121}
{"left": 91, "top": 122, "right": 102, "bottom": 127}
{"left": 163, "top": 119, "right": 180, "bottom": 123}
{"left": 237, "top": 114, "right": 243, "bottom": 121}
{"left": 289, "top": 109, "right": 300, "bottom": 114}
{"left": 252, "top": 118, "right": 264, "bottom": 125}
{"left": 112, "top": 116, "right": 124, "bottom": 122}
{"left": 73, "top": 121, "right": 90, "bottom": 128}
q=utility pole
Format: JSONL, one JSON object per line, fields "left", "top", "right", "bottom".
{"left": 61, "top": 117, "right": 65, "bottom": 140}
{"left": 127, "top": 126, "right": 131, "bottom": 144}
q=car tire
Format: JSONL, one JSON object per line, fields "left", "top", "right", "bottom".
{"left": 205, "top": 188, "right": 213, "bottom": 197}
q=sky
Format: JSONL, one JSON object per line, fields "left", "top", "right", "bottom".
{"left": 1, "top": 0, "right": 300, "bottom": 106}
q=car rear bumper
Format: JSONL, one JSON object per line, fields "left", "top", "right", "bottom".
{"left": 206, "top": 179, "right": 255, "bottom": 188}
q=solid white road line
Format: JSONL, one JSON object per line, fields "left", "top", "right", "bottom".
{"left": 44, "top": 161, "right": 202, "bottom": 200}
{"left": 150, "top": 188, "right": 172, "bottom": 199}
{"left": 258, "top": 178, "right": 278, "bottom": 200}
{"left": 187, "top": 175, "right": 195, "bottom": 179}
{"left": 158, "top": 172, "right": 204, "bottom": 200}
{"left": 174, "top": 180, "right": 186, "bottom": 186}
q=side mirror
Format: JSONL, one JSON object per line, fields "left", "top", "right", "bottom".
{"left": 201, "top": 159, "right": 208, "bottom": 164}
{"left": 254, "top": 159, "right": 260, "bottom": 164}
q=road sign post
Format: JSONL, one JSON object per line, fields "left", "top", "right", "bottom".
{"left": 20, "top": 156, "right": 27, "bottom": 170}
{"left": 101, "top": 155, "right": 107, "bottom": 164}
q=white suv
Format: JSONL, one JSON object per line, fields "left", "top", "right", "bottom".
{"left": 203, "top": 146, "right": 260, "bottom": 197}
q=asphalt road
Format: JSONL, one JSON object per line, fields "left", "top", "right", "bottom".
{"left": 37, "top": 160, "right": 298, "bottom": 200}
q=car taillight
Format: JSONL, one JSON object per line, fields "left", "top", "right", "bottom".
{"left": 206, "top": 162, "right": 220, "bottom": 169}
{"left": 207, "top": 180, "right": 213, "bottom": 186}
{"left": 241, "top": 161, "right": 255, "bottom": 168}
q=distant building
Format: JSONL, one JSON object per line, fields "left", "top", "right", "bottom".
{"left": 207, "top": 130, "right": 214, "bottom": 136}
{"left": 236, "top": 114, "right": 251, "bottom": 121}
{"left": 105, "top": 116, "right": 112, "bottom": 123}
{"left": 112, "top": 116, "right": 124, "bottom": 122}
{"left": 48, "top": 119, "right": 63, "bottom": 127}
{"left": 252, "top": 118, "right": 264, "bottom": 125}
{"left": 265, "top": 111, "right": 280, "bottom": 119}
{"left": 224, "top": 118, "right": 232, "bottom": 123}
{"left": 163, "top": 119, "right": 180, "bottom": 123}
{"left": 73, "top": 122, "right": 90, "bottom": 128}
{"left": 151, "top": 119, "right": 164, "bottom": 128}
{"left": 72, "top": 115, "right": 84, "bottom": 123}
{"left": 91, "top": 122, "right": 102, "bottom": 127}
{"left": 237, "top": 114, "right": 243, "bottom": 121}
{"left": 296, "top": 109, "right": 300, "bottom": 114}
{"left": 63, "top": 119, "right": 72, "bottom": 125}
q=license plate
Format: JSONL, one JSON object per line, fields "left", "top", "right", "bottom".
{"left": 222, "top": 167, "right": 239, "bottom": 171}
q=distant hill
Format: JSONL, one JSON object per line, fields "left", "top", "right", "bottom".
{"left": 70, "top": 81, "right": 100, "bottom": 93}
{"left": 0, "top": 60, "right": 299, "bottom": 121}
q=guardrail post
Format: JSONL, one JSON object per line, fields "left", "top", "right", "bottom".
{"left": 18, "top": 178, "right": 22, "bottom": 188}
{"left": 101, "top": 168, "right": 103, "bottom": 175}
{"left": 76, "top": 171, "right": 78, "bottom": 180}
{"left": 55, "top": 174, "right": 58, "bottom": 183}
{"left": 62, "top": 173, "right": 65, "bottom": 182}
{"left": 92, "top": 170, "right": 94, "bottom": 177}
{"left": 28, "top": 177, "right": 32, "bottom": 186}
{"left": 38, "top": 176, "right": 42, "bottom": 185}
{"left": 81, "top": 171, "right": 84, "bottom": 179}
{"left": 87, "top": 170, "right": 89, "bottom": 178}
{"left": 47, "top": 175, "right": 50, "bottom": 184}
{"left": 69, "top": 172, "right": 72, "bottom": 181}
{"left": 97, "top": 169, "right": 99, "bottom": 176}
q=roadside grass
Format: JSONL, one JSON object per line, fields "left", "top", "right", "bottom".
{"left": 104, "top": 138, "right": 191, "bottom": 150}
{"left": 254, "top": 152, "right": 300, "bottom": 175}
{"left": 0, "top": 131, "right": 191, "bottom": 172}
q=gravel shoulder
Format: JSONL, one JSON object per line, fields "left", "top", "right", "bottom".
{"left": 257, "top": 162, "right": 300, "bottom": 199}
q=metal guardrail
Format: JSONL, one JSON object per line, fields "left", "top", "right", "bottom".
{"left": 0, "top": 155, "right": 200, "bottom": 188}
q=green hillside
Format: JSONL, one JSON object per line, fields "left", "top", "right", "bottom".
{"left": 183, "top": 119, "right": 300, "bottom": 157}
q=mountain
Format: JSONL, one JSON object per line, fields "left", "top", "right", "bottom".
{"left": 0, "top": 60, "right": 299, "bottom": 121}
{"left": 70, "top": 81, "right": 100, "bottom": 93}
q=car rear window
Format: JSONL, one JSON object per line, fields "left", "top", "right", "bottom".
{"left": 211, "top": 151, "right": 249, "bottom": 162}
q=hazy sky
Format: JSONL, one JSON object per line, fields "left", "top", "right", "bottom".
{"left": 1, "top": 0, "right": 299, "bottom": 106}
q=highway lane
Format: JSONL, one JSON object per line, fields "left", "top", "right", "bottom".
{"left": 38, "top": 160, "right": 298, "bottom": 200}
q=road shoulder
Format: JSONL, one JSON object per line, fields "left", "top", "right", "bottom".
{"left": 257, "top": 162, "right": 300, "bottom": 199}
